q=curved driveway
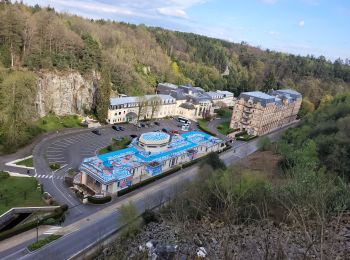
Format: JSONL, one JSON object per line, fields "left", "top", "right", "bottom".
{"left": 32, "top": 119, "right": 198, "bottom": 223}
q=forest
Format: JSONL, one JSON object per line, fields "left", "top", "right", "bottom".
{"left": 0, "top": 2, "right": 350, "bottom": 152}
{"left": 0, "top": 2, "right": 350, "bottom": 103}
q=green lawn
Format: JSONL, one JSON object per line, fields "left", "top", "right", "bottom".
{"left": 197, "top": 119, "right": 210, "bottom": 131}
{"left": 15, "top": 157, "right": 34, "bottom": 167}
{"left": 36, "top": 114, "right": 84, "bottom": 132}
{"left": 0, "top": 174, "right": 45, "bottom": 214}
{"left": 216, "top": 107, "right": 232, "bottom": 118}
{"left": 216, "top": 122, "right": 234, "bottom": 135}
{"left": 99, "top": 137, "right": 131, "bottom": 155}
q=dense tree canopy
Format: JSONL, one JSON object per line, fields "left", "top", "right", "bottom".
{"left": 279, "top": 93, "right": 350, "bottom": 179}
{"left": 0, "top": 2, "right": 349, "bottom": 106}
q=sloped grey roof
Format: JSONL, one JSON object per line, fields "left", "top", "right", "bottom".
{"left": 239, "top": 91, "right": 275, "bottom": 107}
{"left": 110, "top": 94, "right": 174, "bottom": 106}
{"left": 179, "top": 102, "right": 195, "bottom": 110}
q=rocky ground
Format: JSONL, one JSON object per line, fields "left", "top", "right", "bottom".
{"left": 95, "top": 212, "right": 350, "bottom": 260}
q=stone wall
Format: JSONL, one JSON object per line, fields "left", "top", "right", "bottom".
{"left": 35, "top": 71, "right": 98, "bottom": 117}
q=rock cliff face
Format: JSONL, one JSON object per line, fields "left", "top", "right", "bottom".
{"left": 35, "top": 71, "right": 98, "bottom": 117}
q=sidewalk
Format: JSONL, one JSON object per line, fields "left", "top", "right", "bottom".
{"left": 0, "top": 225, "right": 52, "bottom": 252}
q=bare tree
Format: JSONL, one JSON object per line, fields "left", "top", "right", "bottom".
{"left": 136, "top": 96, "right": 147, "bottom": 122}
{"left": 149, "top": 96, "right": 161, "bottom": 121}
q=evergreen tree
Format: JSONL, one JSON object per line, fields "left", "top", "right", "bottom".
{"left": 96, "top": 65, "right": 111, "bottom": 122}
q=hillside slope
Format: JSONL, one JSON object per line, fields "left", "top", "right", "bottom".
{"left": 1, "top": 2, "right": 350, "bottom": 104}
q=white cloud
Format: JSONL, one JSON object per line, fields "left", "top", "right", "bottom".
{"left": 298, "top": 20, "right": 305, "bottom": 27}
{"left": 156, "top": 7, "right": 188, "bottom": 19}
{"left": 25, "top": 0, "right": 207, "bottom": 20}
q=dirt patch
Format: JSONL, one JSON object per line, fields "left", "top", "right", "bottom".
{"left": 236, "top": 150, "right": 283, "bottom": 182}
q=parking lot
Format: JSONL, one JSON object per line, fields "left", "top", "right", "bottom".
{"left": 44, "top": 118, "right": 200, "bottom": 170}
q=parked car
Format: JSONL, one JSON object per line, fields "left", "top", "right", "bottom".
{"left": 154, "top": 121, "right": 160, "bottom": 126}
{"left": 161, "top": 128, "right": 168, "bottom": 133}
{"left": 112, "top": 125, "right": 119, "bottom": 131}
{"left": 130, "top": 134, "right": 138, "bottom": 138}
{"left": 140, "top": 123, "right": 146, "bottom": 128}
{"left": 171, "top": 130, "right": 179, "bottom": 135}
{"left": 92, "top": 129, "right": 101, "bottom": 135}
{"left": 118, "top": 126, "right": 125, "bottom": 131}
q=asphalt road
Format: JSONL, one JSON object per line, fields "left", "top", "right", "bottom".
{"left": 0, "top": 120, "right": 297, "bottom": 260}
{"left": 33, "top": 118, "right": 201, "bottom": 224}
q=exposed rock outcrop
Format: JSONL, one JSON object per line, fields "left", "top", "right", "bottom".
{"left": 35, "top": 71, "right": 98, "bottom": 117}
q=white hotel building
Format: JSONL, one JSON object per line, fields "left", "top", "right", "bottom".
{"left": 107, "top": 83, "right": 235, "bottom": 124}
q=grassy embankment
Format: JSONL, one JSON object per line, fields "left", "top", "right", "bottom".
{"left": 0, "top": 172, "right": 45, "bottom": 215}
{"left": 99, "top": 137, "right": 132, "bottom": 155}
{"left": 15, "top": 157, "right": 34, "bottom": 167}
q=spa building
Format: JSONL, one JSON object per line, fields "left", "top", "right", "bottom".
{"left": 78, "top": 131, "right": 225, "bottom": 195}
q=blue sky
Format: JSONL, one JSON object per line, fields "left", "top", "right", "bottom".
{"left": 23, "top": 0, "right": 350, "bottom": 60}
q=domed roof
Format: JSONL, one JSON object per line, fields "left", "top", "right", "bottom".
{"left": 139, "top": 132, "right": 170, "bottom": 145}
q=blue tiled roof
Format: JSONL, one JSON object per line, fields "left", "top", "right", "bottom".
{"left": 140, "top": 132, "right": 169, "bottom": 142}
{"left": 80, "top": 131, "right": 222, "bottom": 184}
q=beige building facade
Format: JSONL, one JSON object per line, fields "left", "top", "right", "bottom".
{"left": 230, "top": 89, "right": 302, "bottom": 136}
{"left": 107, "top": 94, "right": 177, "bottom": 124}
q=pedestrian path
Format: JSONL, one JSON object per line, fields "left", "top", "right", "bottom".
{"left": 43, "top": 226, "right": 62, "bottom": 235}
{"left": 33, "top": 174, "right": 65, "bottom": 180}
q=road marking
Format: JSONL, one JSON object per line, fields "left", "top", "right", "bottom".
{"left": 47, "top": 157, "right": 65, "bottom": 160}
{"left": 48, "top": 160, "right": 67, "bottom": 164}
{"left": 43, "top": 226, "right": 62, "bottom": 235}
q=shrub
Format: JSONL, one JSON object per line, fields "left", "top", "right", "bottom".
{"left": 204, "top": 152, "right": 226, "bottom": 170}
{"left": 120, "top": 202, "right": 140, "bottom": 238}
{"left": 87, "top": 195, "right": 112, "bottom": 204}
{"left": 42, "top": 218, "right": 58, "bottom": 225}
{"left": 0, "top": 171, "right": 9, "bottom": 179}
{"left": 27, "top": 235, "right": 62, "bottom": 251}
{"left": 60, "top": 204, "right": 69, "bottom": 212}
{"left": 142, "top": 209, "right": 159, "bottom": 224}
{"left": 258, "top": 136, "right": 272, "bottom": 151}
{"left": 49, "top": 163, "right": 60, "bottom": 171}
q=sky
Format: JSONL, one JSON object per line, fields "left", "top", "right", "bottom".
{"left": 22, "top": 0, "right": 350, "bottom": 60}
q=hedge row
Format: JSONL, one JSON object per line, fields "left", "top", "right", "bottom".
{"left": 0, "top": 171, "right": 10, "bottom": 179}
{"left": 236, "top": 135, "right": 257, "bottom": 141}
{"left": 235, "top": 131, "right": 247, "bottom": 137}
{"left": 87, "top": 195, "right": 112, "bottom": 204}
{"left": 117, "top": 166, "right": 181, "bottom": 196}
{"left": 0, "top": 205, "right": 67, "bottom": 241}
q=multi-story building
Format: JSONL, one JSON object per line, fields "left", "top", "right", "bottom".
{"left": 230, "top": 89, "right": 302, "bottom": 136}
{"left": 78, "top": 131, "right": 225, "bottom": 195}
{"left": 107, "top": 83, "right": 235, "bottom": 124}
{"left": 107, "top": 94, "right": 177, "bottom": 124}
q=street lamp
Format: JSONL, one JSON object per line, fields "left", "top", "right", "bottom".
{"left": 36, "top": 217, "right": 40, "bottom": 242}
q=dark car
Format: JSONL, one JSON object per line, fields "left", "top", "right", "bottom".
{"left": 140, "top": 123, "right": 146, "bottom": 128}
{"left": 112, "top": 125, "right": 119, "bottom": 131}
{"left": 92, "top": 129, "right": 101, "bottom": 135}
{"left": 154, "top": 121, "right": 160, "bottom": 126}
{"left": 161, "top": 128, "right": 168, "bottom": 133}
{"left": 130, "top": 134, "right": 138, "bottom": 139}
{"left": 118, "top": 126, "right": 125, "bottom": 131}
